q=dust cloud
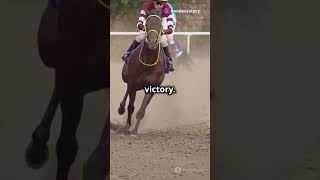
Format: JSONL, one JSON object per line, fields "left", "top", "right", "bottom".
{"left": 110, "top": 38, "right": 210, "bottom": 180}
{"left": 110, "top": 38, "right": 210, "bottom": 132}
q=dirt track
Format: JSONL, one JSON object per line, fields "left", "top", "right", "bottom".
{"left": 110, "top": 45, "right": 210, "bottom": 179}
{"left": 110, "top": 123, "right": 210, "bottom": 180}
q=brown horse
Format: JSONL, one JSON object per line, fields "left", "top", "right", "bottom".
{"left": 25, "top": 0, "right": 109, "bottom": 179}
{"left": 118, "top": 9, "right": 167, "bottom": 135}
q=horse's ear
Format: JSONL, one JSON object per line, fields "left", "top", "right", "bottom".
{"left": 153, "top": 9, "right": 162, "bottom": 16}
{"left": 156, "top": 10, "right": 162, "bottom": 16}
{"left": 149, "top": 9, "right": 155, "bottom": 15}
{"left": 149, "top": 9, "right": 160, "bottom": 16}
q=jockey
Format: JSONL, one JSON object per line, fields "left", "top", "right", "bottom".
{"left": 165, "top": 2, "right": 183, "bottom": 58}
{"left": 122, "top": 0, "right": 175, "bottom": 72}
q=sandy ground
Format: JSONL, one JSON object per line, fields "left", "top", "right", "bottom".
{"left": 110, "top": 123, "right": 210, "bottom": 180}
{"left": 109, "top": 42, "right": 210, "bottom": 179}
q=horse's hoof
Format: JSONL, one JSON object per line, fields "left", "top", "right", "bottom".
{"left": 25, "top": 140, "right": 49, "bottom": 169}
{"left": 118, "top": 106, "right": 125, "bottom": 115}
{"left": 116, "top": 130, "right": 129, "bottom": 135}
{"left": 129, "top": 133, "right": 139, "bottom": 139}
{"left": 116, "top": 124, "right": 130, "bottom": 134}
{"left": 130, "top": 133, "right": 138, "bottom": 137}
{"left": 129, "top": 130, "right": 138, "bottom": 137}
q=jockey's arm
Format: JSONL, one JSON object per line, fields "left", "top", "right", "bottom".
{"left": 136, "top": 9, "right": 147, "bottom": 30}
{"left": 164, "top": 11, "right": 174, "bottom": 34}
{"left": 163, "top": 5, "right": 175, "bottom": 46}
{"left": 136, "top": 0, "right": 153, "bottom": 30}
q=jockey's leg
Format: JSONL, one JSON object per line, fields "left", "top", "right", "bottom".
{"left": 161, "top": 35, "right": 174, "bottom": 72}
{"left": 121, "top": 31, "right": 144, "bottom": 61}
{"left": 167, "top": 27, "right": 183, "bottom": 59}
{"left": 168, "top": 38, "right": 183, "bottom": 59}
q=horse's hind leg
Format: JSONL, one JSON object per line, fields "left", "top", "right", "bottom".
{"left": 25, "top": 88, "right": 59, "bottom": 169}
{"left": 118, "top": 88, "right": 128, "bottom": 115}
{"left": 131, "top": 93, "right": 154, "bottom": 135}
{"left": 83, "top": 116, "right": 109, "bottom": 180}
{"left": 56, "top": 95, "right": 84, "bottom": 180}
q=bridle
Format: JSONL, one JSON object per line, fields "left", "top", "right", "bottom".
{"left": 144, "top": 15, "right": 163, "bottom": 45}
{"left": 139, "top": 14, "right": 163, "bottom": 66}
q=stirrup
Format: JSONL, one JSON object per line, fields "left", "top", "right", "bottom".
{"left": 168, "top": 62, "right": 174, "bottom": 72}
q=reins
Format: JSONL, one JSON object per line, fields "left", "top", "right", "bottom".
{"left": 139, "top": 15, "right": 163, "bottom": 66}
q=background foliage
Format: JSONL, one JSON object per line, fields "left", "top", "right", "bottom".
{"left": 111, "top": 0, "right": 179, "bottom": 16}
{"left": 111, "top": 0, "right": 145, "bottom": 16}
{"left": 110, "top": 0, "right": 209, "bottom": 32}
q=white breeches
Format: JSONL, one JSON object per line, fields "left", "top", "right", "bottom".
{"left": 162, "top": 17, "right": 175, "bottom": 45}
{"left": 166, "top": 28, "right": 175, "bottom": 45}
{"left": 135, "top": 31, "right": 169, "bottom": 47}
{"left": 135, "top": 17, "right": 175, "bottom": 47}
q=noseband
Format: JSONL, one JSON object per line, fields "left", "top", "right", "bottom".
{"left": 144, "top": 15, "right": 162, "bottom": 45}
{"left": 138, "top": 14, "right": 163, "bottom": 67}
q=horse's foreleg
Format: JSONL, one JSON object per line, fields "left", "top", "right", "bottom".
{"left": 116, "top": 87, "right": 134, "bottom": 134}
{"left": 83, "top": 115, "right": 109, "bottom": 180}
{"left": 25, "top": 88, "right": 59, "bottom": 169}
{"left": 56, "top": 95, "right": 84, "bottom": 180}
{"left": 122, "top": 63, "right": 128, "bottom": 83}
{"left": 131, "top": 92, "right": 154, "bottom": 135}
{"left": 118, "top": 63, "right": 129, "bottom": 115}
{"left": 118, "top": 88, "right": 128, "bottom": 115}
{"left": 126, "top": 88, "right": 136, "bottom": 129}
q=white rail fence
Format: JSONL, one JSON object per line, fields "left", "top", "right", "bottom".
{"left": 110, "top": 32, "right": 210, "bottom": 55}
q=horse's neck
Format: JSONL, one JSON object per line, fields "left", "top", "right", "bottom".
{"left": 58, "top": 0, "right": 96, "bottom": 12}
{"left": 142, "top": 44, "right": 161, "bottom": 64}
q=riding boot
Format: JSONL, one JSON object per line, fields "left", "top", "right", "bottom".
{"left": 122, "top": 40, "right": 140, "bottom": 61}
{"left": 171, "top": 43, "right": 183, "bottom": 59}
{"left": 163, "top": 46, "right": 174, "bottom": 72}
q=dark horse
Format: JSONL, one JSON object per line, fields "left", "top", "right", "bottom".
{"left": 24, "top": 0, "right": 110, "bottom": 180}
{"left": 118, "top": 9, "right": 166, "bottom": 135}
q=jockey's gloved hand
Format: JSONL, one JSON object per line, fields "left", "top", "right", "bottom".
{"left": 138, "top": 24, "right": 145, "bottom": 31}
{"left": 165, "top": 28, "right": 173, "bottom": 35}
